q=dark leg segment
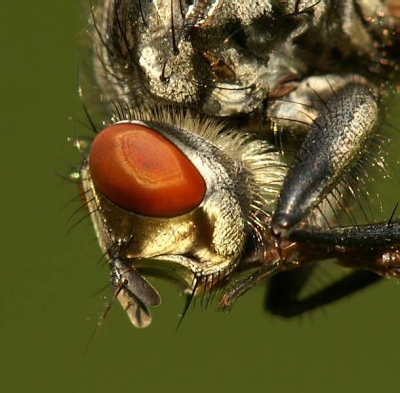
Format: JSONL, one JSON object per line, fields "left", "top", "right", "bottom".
{"left": 288, "top": 221, "right": 400, "bottom": 247}
{"left": 272, "top": 76, "right": 379, "bottom": 237}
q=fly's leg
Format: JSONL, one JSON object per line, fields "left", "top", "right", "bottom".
{"left": 220, "top": 262, "right": 282, "bottom": 311}
{"left": 222, "top": 219, "right": 400, "bottom": 314}
{"left": 220, "top": 223, "right": 394, "bottom": 317}
{"left": 265, "top": 222, "right": 400, "bottom": 317}
{"left": 271, "top": 75, "right": 379, "bottom": 235}
{"left": 221, "top": 74, "right": 398, "bottom": 311}
{"left": 289, "top": 221, "right": 400, "bottom": 247}
{"left": 220, "top": 236, "right": 386, "bottom": 313}
{"left": 288, "top": 222, "right": 400, "bottom": 278}
{"left": 265, "top": 73, "right": 400, "bottom": 313}
{"left": 221, "top": 225, "right": 395, "bottom": 314}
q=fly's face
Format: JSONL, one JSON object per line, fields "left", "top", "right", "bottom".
{"left": 78, "top": 0, "right": 400, "bottom": 327}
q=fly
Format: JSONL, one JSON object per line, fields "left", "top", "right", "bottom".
{"left": 76, "top": 0, "right": 400, "bottom": 327}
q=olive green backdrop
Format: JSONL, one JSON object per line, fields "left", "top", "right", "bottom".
{"left": 1, "top": 1, "right": 400, "bottom": 392}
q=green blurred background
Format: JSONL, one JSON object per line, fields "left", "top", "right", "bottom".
{"left": 1, "top": 1, "right": 400, "bottom": 392}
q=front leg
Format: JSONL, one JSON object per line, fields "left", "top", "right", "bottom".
{"left": 220, "top": 74, "right": 390, "bottom": 311}
{"left": 271, "top": 74, "right": 379, "bottom": 236}
{"left": 289, "top": 222, "right": 400, "bottom": 278}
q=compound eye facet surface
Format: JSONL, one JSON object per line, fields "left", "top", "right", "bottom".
{"left": 89, "top": 123, "right": 206, "bottom": 217}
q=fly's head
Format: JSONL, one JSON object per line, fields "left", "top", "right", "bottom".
{"left": 80, "top": 108, "right": 285, "bottom": 327}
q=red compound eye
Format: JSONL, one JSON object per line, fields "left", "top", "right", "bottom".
{"left": 89, "top": 123, "right": 206, "bottom": 217}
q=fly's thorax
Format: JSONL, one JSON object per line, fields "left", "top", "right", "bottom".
{"left": 91, "top": 0, "right": 395, "bottom": 123}
{"left": 91, "top": 0, "right": 317, "bottom": 116}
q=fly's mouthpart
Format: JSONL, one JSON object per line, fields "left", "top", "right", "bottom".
{"left": 80, "top": 106, "right": 286, "bottom": 326}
